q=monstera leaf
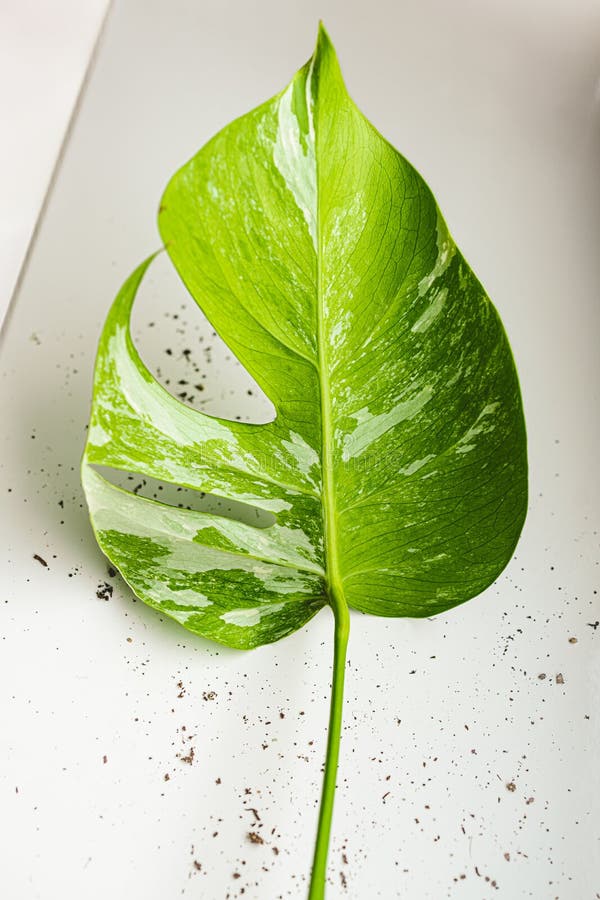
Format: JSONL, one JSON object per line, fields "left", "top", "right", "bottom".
{"left": 82, "top": 25, "right": 527, "bottom": 899}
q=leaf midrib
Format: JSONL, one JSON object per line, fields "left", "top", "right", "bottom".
{"left": 314, "top": 83, "right": 345, "bottom": 615}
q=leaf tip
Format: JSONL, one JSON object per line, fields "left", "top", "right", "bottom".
{"left": 314, "top": 20, "right": 335, "bottom": 60}
{"left": 309, "top": 20, "right": 347, "bottom": 105}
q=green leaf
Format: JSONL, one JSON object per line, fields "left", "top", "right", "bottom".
{"left": 82, "top": 23, "right": 527, "bottom": 897}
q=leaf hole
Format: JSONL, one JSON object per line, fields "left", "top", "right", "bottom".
{"left": 129, "top": 251, "right": 276, "bottom": 424}
{"left": 91, "top": 465, "right": 277, "bottom": 528}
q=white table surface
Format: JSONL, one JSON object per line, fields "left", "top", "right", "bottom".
{"left": 1, "top": 1, "right": 599, "bottom": 898}
{"left": 0, "top": 0, "right": 109, "bottom": 322}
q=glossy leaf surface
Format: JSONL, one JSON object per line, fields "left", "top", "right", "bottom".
{"left": 82, "top": 28, "right": 527, "bottom": 650}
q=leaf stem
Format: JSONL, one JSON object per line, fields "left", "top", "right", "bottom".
{"left": 308, "top": 599, "right": 350, "bottom": 899}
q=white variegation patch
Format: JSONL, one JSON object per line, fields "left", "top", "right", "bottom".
{"left": 340, "top": 387, "right": 433, "bottom": 461}
{"left": 281, "top": 431, "right": 320, "bottom": 484}
{"left": 417, "top": 212, "right": 455, "bottom": 298}
{"left": 398, "top": 454, "right": 435, "bottom": 476}
{"left": 152, "top": 583, "right": 212, "bottom": 608}
{"left": 273, "top": 82, "right": 317, "bottom": 247}
{"left": 221, "top": 603, "right": 286, "bottom": 627}
{"left": 456, "top": 402, "right": 500, "bottom": 455}
{"left": 328, "top": 310, "right": 353, "bottom": 352}
{"left": 88, "top": 420, "right": 111, "bottom": 448}
{"left": 225, "top": 490, "right": 293, "bottom": 515}
{"left": 411, "top": 287, "right": 448, "bottom": 333}
{"left": 250, "top": 566, "right": 316, "bottom": 594}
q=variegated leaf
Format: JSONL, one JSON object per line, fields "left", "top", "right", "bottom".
{"left": 82, "top": 27, "right": 527, "bottom": 650}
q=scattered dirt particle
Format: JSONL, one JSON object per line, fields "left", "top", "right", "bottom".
{"left": 193, "top": 860, "right": 202, "bottom": 871}
{"left": 202, "top": 691, "right": 217, "bottom": 701}
{"left": 556, "top": 673, "right": 564, "bottom": 684}
{"left": 568, "top": 637, "right": 578, "bottom": 644}
{"left": 180, "top": 748, "right": 195, "bottom": 765}
{"left": 538, "top": 673, "right": 546, "bottom": 680}
{"left": 96, "top": 581, "right": 113, "bottom": 601}
{"left": 102, "top": 755, "right": 107, "bottom": 764}
{"left": 248, "top": 832, "right": 264, "bottom": 845}
{"left": 33, "top": 554, "right": 48, "bottom": 567}
{"left": 506, "top": 782, "right": 516, "bottom": 792}
{"left": 164, "top": 773, "right": 170, "bottom": 782}
{"left": 504, "top": 853, "right": 510, "bottom": 862}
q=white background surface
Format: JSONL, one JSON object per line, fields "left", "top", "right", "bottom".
{"left": 0, "top": 0, "right": 108, "bottom": 321}
{"left": 1, "top": 1, "right": 599, "bottom": 898}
